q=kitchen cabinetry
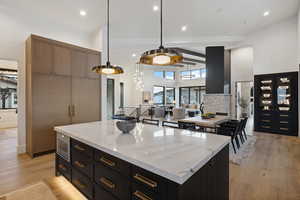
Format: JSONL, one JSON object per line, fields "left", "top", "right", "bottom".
{"left": 254, "top": 72, "right": 298, "bottom": 136}
{"left": 26, "top": 35, "right": 101, "bottom": 157}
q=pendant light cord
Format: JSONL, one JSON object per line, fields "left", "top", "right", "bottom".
{"left": 160, "top": 0, "right": 163, "bottom": 48}
{"left": 107, "top": 0, "right": 110, "bottom": 64}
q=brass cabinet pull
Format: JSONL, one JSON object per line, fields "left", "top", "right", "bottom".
{"left": 280, "top": 114, "right": 289, "bottom": 117}
{"left": 133, "top": 191, "right": 153, "bottom": 200}
{"left": 133, "top": 174, "right": 157, "bottom": 188}
{"left": 280, "top": 128, "right": 289, "bottom": 131}
{"left": 73, "top": 179, "right": 86, "bottom": 189}
{"left": 100, "top": 157, "right": 116, "bottom": 167}
{"left": 74, "top": 145, "right": 85, "bottom": 151}
{"left": 262, "top": 114, "right": 271, "bottom": 116}
{"left": 74, "top": 161, "right": 85, "bottom": 168}
{"left": 280, "top": 121, "right": 288, "bottom": 124}
{"left": 68, "top": 105, "right": 72, "bottom": 117}
{"left": 72, "top": 105, "right": 75, "bottom": 117}
{"left": 100, "top": 177, "right": 115, "bottom": 189}
{"left": 58, "top": 164, "right": 67, "bottom": 171}
{"left": 262, "top": 120, "right": 271, "bottom": 123}
{"left": 262, "top": 126, "right": 271, "bottom": 129}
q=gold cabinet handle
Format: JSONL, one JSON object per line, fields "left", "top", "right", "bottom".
{"left": 262, "top": 120, "right": 271, "bottom": 123}
{"left": 262, "top": 126, "right": 271, "bottom": 129}
{"left": 280, "top": 114, "right": 289, "bottom": 117}
{"left": 100, "top": 177, "right": 115, "bottom": 189}
{"left": 280, "top": 128, "right": 288, "bottom": 131}
{"left": 58, "top": 164, "right": 67, "bottom": 171}
{"left": 133, "top": 174, "right": 157, "bottom": 188}
{"left": 74, "top": 161, "right": 85, "bottom": 168}
{"left": 68, "top": 105, "right": 72, "bottom": 117}
{"left": 280, "top": 121, "right": 288, "bottom": 124}
{"left": 72, "top": 105, "right": 75, "bottom": 117}
{"left": 74, "top": 145, "right": 85, "bottom": 151}
{"left": 133, "top": 191, "right": 152, "bottom": 200}
{"left": 73, "top": 179, "right": 86, "bottom": 189}
{"left": 100, "top": 157, "right": 115, "bottom": 167}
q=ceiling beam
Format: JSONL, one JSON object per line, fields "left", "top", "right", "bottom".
{"left": 170, "top": 47, "right": 206, "bottom": 58}
{"left": 179, "top": 61, "right": 197, "bottom": 65}
{"left": 183, "top": 57, "right": 206, "bottom": 64}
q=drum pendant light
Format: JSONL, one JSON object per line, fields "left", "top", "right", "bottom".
{"left": 139, "top": 0, "right": 183, "bottom": 66}
{"left": 92, "top": 0, "right": 124, "bottom": 75}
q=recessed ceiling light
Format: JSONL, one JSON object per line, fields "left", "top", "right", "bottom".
{"left": 80, "top": 10, "right": 87, "bottom": 16}
{"left": 181, "top": 25, "right": 187, "bottom": 32}
{"left": 263, "top": 11, "right": 270, "bottom": 17}
{"left": 153, "top": 5, "right": 159, "bottom": 12}
{"left": 132, "top": 53, "right": 137, "bottom": 57}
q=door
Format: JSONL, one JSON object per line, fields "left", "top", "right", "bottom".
{"left": 107, "top": 79, "right": 115, "bottom": 119}
{"left": 120, "top": 82, "right": 124, "bottom": 108}
{"left": 32, "top": 74, "right": 72, "bottom": 153}
{"left": 71, "top": 78, "right": 101, "bottom": 124}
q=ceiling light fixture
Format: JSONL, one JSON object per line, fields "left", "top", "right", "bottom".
{"left": 132, "top": 53, "right": 137, "bottom": 57}
{"left": 92, "top": 0, "right": 124, "bottom": 75}
{"left": 153, "top": 5, "right": 159, "bottom": 12}
{"left": 181, "top": 25, "right": 187, "bottom": 32}
{"left": 263, "top": 11, "right": 270, "bottom": 16}
{"left": 80, "top": 10, "right": 87, "bottom": 16}
{"left": 139, "top": 0, "right": 183, "bottom": 66}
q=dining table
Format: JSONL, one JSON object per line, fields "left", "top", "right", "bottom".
{"left": 178, "top": 115, "right": 229, "bottom": 128}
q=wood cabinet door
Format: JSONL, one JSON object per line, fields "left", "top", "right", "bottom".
{"left": 87, "top": 53, "right": 101, "bottom": 79}
{"left": 54, "top": 45, "right": 71, "bottom": 76}
{"left": 71, "top": 50, "right": 88, "bottom": 78}
{"left": 32, "top": 39, "right": 53, "bottom": 74}
{"left": 71, "top": 78, "right": 101, "bottom": 124}
{"left": 32, "top": 74, "right": 72, "bottom": 153}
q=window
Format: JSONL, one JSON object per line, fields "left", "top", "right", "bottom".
{"left": 180, "top": 71, "right": 191, "bottom": 80}
{"left": 165, "top": 71, "right": 175, "bottom": 80}
{"left": 154, "top": 71, "right": 164, "bottom": 78}
{"left": 153, "top": 86, "right": 165, "bottom": 104}
{"left": 179, "top": 87, "right": 206, "bottom": 105}
{"left": 191, "top": 70, "right": 201, "bottom": 79}
{"left": 180, "top": 68, "right": 206, "bottom": 80}
{"left": 166, "top": 87, "right": 175, "bottom": 104}
{"left": 200, "top": 68, "right": 206, "bottom": 78}
{"left": 180, "top": 88, "right": 190, "bottom": 105}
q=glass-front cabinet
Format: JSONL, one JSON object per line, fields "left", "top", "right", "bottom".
{"left": 254, "top": 72, "right": 298, "bottom": 136}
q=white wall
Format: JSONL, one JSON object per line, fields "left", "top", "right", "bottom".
{"left": 0, "top": 12, "right": 93, "bottom": 153}
{"left": 230, "top": 47, "right": 254, "bottom": 116}
{"left": 244, "top": 16, "right": 298, "bottom": 75}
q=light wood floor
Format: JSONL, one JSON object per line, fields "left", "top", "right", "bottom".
{"left": 0, "top": 128, "right": 300, "bottom": 200}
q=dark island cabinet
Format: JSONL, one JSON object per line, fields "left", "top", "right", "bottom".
{"left": 254, "top": 72, "right": 298, "bottom": 136}
{"left": 56, "top": 138, "right": 229, "bottom": 200}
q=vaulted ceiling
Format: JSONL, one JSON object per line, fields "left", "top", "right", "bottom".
{"left": 1, "top": 0, "right": 299, "bottom": 39}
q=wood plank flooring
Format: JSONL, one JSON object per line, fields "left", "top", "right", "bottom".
{"left": 0, "top": 128, "right": 300, "bottom": 200}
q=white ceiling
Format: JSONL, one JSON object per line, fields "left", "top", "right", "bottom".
{"left": 1, "top": 0, "right": 299, "bottom": 42}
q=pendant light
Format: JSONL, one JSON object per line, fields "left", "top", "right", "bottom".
{"left": 92, "top": 0, "right": 124, "bottom": 75}
{"left": 139, "top": 0, "right": 183, "bottom": 66}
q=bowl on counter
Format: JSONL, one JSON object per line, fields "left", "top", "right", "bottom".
{"left": 116, "top": 120, "right": 136, "bottom": 134}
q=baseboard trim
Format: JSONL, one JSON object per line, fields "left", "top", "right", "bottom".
{"left": 17, "top": 145, "right": 26, "bottom": 154}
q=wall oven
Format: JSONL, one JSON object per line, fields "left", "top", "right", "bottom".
{"left": 56, "top": 132, "right": 70, "bottom": 162}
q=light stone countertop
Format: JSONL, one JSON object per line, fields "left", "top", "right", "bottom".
{"left": 54, "top": 120, "right": 230, "bottom": 185}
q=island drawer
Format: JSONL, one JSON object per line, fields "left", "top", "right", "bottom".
{"left": 56, "top": 155, "right": 71, "bottom": 181}
{"left": 132, "top": 183, "right": 162, "bottom": 200}
{"left": 132, "top": 166, "right": 166, "bottom": 194}
{"left": 94, "top": 162, "right": 130, "bottom": 200}
{"left": 94, "top": 149, "right": 130, "bottom": 177}
{"left": 95, "top": 185, "right": 117, "bottom": 200}
{"left": 72, "top": 150, "right": 93, "bottom": 178}
{"left": 71, "top": 139, "right": 93, "bottom": 158}
{"left": 72, "top": 168, "right": 93, "bottom": 200}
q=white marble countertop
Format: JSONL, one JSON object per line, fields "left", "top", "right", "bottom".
{"left": 54, "top": 120, "right": 230, "bottom": 185}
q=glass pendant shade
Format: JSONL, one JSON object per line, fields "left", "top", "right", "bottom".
{"left": 92, "top": 62, "right": 123, "bottom": 75}
{"left": 139, "top": 0, "right": 182, "bottom": 66}
{"left": 92, "top": 0, "right": 124, "bottom": 75}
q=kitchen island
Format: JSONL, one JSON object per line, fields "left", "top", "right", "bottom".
{"left": 54, "top": 121, "right": 230, "bottom": 200}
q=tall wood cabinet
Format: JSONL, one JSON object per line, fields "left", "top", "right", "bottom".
{"left": 26, "top": 35, "right": 102, "bottom": 157}
{"left": 254, "top": 72, "right": 298, "bottom": 136}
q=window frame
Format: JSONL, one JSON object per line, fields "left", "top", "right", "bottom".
{"left": 153, "top": 86, "right": 165, "bottom": 105}
{"left": 165, "top": 87, "right": 176, "bottom": 104}
{"left": 179, "top": 86, "right": 206, "bottom": 105}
